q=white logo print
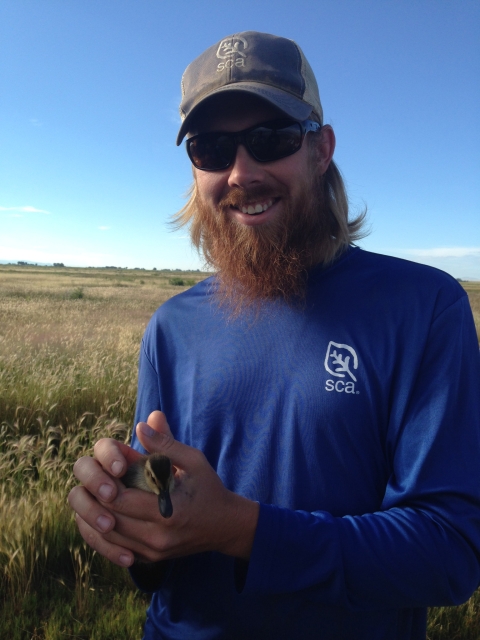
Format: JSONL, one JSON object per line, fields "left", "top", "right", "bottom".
{"left": 325, "top": 341, "right": 358, "bottom": 381}
{"left": 324, "top": 342, "right": 360, "bottom": 394}
{"left": 216, "top": 37, "right": 248, "bottom": 72}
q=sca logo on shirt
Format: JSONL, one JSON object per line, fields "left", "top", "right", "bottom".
{"left": 324, "top": 341, "right": 360, "bottom": 394}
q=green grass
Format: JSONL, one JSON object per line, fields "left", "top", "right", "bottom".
{"left": 462, "top": 280, "right": 480, "bottom": 343}
{"left": 427, "top": 590, "right": 480, "bottom": 639}
{"left": 0, "top": 265, "right": 206, "bottom": 638}
{"left": 0, "top": 414, "right": 150, "bottom": 638}
{"left": 0, "top": 265, "right": 478, "bottom": 638}
{"left": 169, "top": 276, "right": 197, "bottom": 286}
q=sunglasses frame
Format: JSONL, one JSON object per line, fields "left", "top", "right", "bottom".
{"left": 186, "top": 118, "right": 321, "bottom": 171}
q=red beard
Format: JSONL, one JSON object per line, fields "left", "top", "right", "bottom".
{"left": 193, "top": 167, "right": 331, "bottom": 316}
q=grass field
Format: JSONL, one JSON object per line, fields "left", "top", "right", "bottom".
{"left": 0, "top": 264, "right": 479, "bottom": 639}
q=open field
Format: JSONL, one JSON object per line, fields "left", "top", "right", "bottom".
{"left": 0, "top": 265, "right": 479, "bottom": 639}
{"left": 0, "top": 265, "right": 206, "bottom": 639}
{"left": 463, "top": 280, "right": 480, "bottom": 343}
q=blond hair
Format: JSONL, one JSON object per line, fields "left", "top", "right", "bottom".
{"left": 315, "top": 156, "right": 368, "bottom": 265}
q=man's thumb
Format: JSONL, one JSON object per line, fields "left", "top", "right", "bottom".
{"left": 135, "top": 410, "right": 174, "bottom": 453}
{"left": 147, "top": 410, "right": 172, "bottom": 436}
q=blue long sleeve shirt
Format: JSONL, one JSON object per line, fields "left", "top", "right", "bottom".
{"left": 130, "top": 247, "right": 480, "bottom": 639}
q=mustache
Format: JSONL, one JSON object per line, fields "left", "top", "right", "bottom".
{"left": 218, "top": 186, "right": 287, "bottom": 210}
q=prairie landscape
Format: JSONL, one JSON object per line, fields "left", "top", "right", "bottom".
{"left": 0, "top": 264, "right": 479, "bottom": 639}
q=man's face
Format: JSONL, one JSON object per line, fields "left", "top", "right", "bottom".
{"left": 191, "top": 95, "right": 313, "bottom": 231}
{"left": 186, "top": 94, "right": 334, "bottom": 313}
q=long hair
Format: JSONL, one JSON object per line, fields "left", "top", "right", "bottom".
{"left": 314, "top": 156, "right": 368, "bottom": 265}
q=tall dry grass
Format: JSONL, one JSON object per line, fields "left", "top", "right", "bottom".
{"left": 463, "top": 281, "right": 480, "bottom": 343}
{"left": 0, "top": 266, "right": 196, "bottom": 432}
{"left": 0, "top": 266, "right": 205, "bottom": 638}
{"left": 0, "top": 265, "right": 478, "bottom": 639}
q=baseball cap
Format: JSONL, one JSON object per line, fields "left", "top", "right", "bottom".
{"left": 176, "top": 31, "right": 323, "bottom": 145}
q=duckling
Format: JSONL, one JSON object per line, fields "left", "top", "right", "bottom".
{"left": 122, "top": 453, "right": 174, "bottom": 518}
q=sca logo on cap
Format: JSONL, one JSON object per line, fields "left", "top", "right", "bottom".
{"left": 216, "top": 37, "right": 248, "bottom": 72}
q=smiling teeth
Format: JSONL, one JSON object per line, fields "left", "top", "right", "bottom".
{"left": 241, "top": 200, "right": 273, "bottom": 215}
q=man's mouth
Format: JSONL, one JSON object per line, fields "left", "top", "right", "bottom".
{"left": 238, "top": 199, "right": 274, "bottom": 215}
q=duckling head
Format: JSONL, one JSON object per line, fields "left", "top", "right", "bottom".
{"left": 122, "top": 453, "right": 174, "bottom": 519}
{"left": 144, "top": 454, "right": 174, "bottom": 519}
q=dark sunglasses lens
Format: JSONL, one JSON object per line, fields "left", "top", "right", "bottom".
{"left": 247, "top": 122, "right": 303, "bottom": 162}
{"left": 187, "top": 121, "right": 305, "bottom": 170}
{"left": 188, "top": 134, "right": 234, "bottom": 170}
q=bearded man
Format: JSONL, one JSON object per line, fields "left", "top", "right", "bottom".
{"left": 69, "top": 32, "right": 480, "bottom": 640}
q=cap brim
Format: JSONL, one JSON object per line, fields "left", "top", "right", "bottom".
{"left": 176, "top": 82, "right": 314, "bottom": 145}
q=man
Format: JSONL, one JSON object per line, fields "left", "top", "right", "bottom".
{"left": 68, "top": 31, "right": 480, "bottom": 639}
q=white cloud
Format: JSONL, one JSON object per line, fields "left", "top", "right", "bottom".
{"left": 0, "top": 244, "right": 114, "bottom": 267}
{"left": 0, "top": 205, "right": 51, "bottom": 214}
{"left": 29, "top": 118, "right": 43, "bottom": 127}
{"left": 98, "top": 226, "right": 111, "bottom": 231}
{"left": 379, "top": 246, "right": 480, "bottom": 280}
{"left": 403, "top": 247, "right": 480, "bottom": 258}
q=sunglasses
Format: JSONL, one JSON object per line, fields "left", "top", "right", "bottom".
{"left": 186, "top": 118, "right": 321, "bottom": 171}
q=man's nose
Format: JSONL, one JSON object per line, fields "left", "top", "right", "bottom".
{"left": 227, "top": 144, "right": 264, "bottom": 189}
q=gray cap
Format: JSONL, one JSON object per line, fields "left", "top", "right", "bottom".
{"left": 176, "top": 31, "right": 323, "bottom": 145}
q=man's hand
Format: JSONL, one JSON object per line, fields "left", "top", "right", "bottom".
{"left": 68, "top": 411, "right": 259, "bottom": 567}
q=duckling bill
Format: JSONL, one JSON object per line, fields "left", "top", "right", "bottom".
{"left": 122, "top": 453, "right": 174, "bottom": 518}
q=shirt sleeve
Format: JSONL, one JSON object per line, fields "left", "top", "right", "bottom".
{"left": 130, "top": 339, "right": 161, "bottom": 454}
{"left": 242, "top": 296, "right": 480, "bottom": 609}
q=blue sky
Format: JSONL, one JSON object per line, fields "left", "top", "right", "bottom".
{"left": 1, "top": 0, "right": 479, "bottom": 278}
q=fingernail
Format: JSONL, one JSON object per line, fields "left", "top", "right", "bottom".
{"left": 139, "top": 423, "right": 155, "bottom": 438}
{"left": 99, "top": 484, "right": 113, "bottom": 500}
{"left": 96, "top": 515, "right": 112, "bottom": 532}
{"left": 111, "top": 460, "right": 123, "bottom": 476}
{"left": 119, "top": 554, "right": 133, "bottom": 566}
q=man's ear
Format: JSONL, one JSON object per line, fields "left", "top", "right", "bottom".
{"left": 315, "top": 125, "right": 336, "bottom": 175}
